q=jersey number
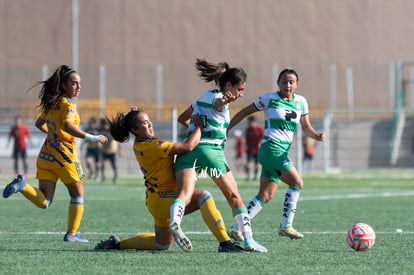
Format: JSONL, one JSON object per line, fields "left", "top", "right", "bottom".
{"left": 284, "top": 110, "right": 297, "bottom": 121}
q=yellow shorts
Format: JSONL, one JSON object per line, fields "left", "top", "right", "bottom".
{"left": 146, "top": 191, "right": 176, "bottom": 227}
{"left": 36, "top": 158, "right": 85, "bottom": 184}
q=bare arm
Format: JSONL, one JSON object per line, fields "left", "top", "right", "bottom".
{"left": 170, "top": 113, "right": 203, "bottom": 155}
{"left": 300, "top": 115, "right": 325, "bottom": 142}
{"left": 35, "top": 117, "right": 48, "bottom": 134}
{"left": 64, "top": 121, "right": 108, "bottom": 144}
{"left": 228, "top": 103, "right": 258, "bottom": 132}
{"left": 177, "top": 106, "right": 193, "bottom": 128}
{"left": 169, "top": 127, "right": 201, "bottom": 155}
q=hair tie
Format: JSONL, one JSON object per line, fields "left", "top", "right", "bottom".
{"left": 61, "top": 68, "right": 75, "bottom": 80}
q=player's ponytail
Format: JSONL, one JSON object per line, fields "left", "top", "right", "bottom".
{"left": 195, "top": 58, "right": 247, "bottom": 91}
{"left": 106, "top": 113, "right": 130, "bottom": 143}
{"left": 106, "top": 109, "right": 142, "bottom": 143}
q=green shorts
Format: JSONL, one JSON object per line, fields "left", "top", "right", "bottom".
{"left": 258, "top": 141, "right": 294, "bottom": 184}
{"left": 174, "top": 143, "right": 230, "bottom": 178}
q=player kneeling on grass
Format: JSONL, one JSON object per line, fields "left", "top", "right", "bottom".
{"left": 95, "top": 107, "right": 244, "bottom": 252}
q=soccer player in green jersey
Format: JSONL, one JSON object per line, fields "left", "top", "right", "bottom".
{"left": 170, "top": 59, "right": 268, "bottom": 253}
{"left": 227, "top": 68, "right": 325, "bottom": 240}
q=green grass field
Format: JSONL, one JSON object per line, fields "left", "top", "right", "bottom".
{"left": 1, "top": 171, "right": 413, "bottom": 274}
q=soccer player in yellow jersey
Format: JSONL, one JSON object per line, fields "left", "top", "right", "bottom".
{"left": 2, "top": 65, "right": 108, "bottom": 243}
{"left": 95, "top": 107, "right": 244, "bottom": 252}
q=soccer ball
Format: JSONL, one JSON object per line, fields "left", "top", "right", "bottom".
{"left": 347, "top": 223, "right": 375, "bottom": 251}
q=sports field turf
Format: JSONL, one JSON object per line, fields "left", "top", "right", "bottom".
{"left": 0, "top": 171, "right": 413, "bottom": 274}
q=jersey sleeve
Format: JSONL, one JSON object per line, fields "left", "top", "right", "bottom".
{"left": 298, "top": 95, "right": 309, "bottom": 116}
{"left": 253, "top": 93, "right": 270, "bottom": 111}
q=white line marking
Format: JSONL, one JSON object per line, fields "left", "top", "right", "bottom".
{"left": 0, "top": 231, "right": 412, "bottom": 235}
{"left": 299, "top": 190, "right": 414, "bottom": 201}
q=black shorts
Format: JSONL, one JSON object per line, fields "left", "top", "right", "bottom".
{"left": 13, "top": 149, "right": 27, "bottom": 159}
{"left": 85, "top": 148, "right": 101, "bottom": 162}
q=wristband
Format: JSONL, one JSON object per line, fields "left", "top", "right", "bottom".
{"left": 85, "top": 133, "right": 100, "bottom": 142}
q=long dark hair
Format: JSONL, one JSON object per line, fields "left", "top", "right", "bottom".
{"left": 195, "top": 58, "right": 247, "bottom": 90}
{"left": 28, "top": 65, "right": 76, "bottom": 113}
{"left": 106, "top": 109, "right": 142, "bottom": 143}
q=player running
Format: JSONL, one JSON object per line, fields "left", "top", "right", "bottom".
{"left": 169, "top": 59, "right": 267, "bottom": 253}
{"left": 227, "top": 68, "right": 325, "bottom": 241}
{"left": 2, "top": 65, "right": 108, "bottom": 242}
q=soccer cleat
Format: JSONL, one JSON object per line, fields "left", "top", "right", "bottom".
{"left": 218, "top": 241, "right": 246, "bottom": 253}
{"left": 169, "top": 221, "right": 192, "bottom": 252}
{"left": 278, "top": 225, "right": 304, "bottom": 239}
{"left": 244, "top": 238, "right": 268, "bottom": 253}
{"left": 94, "top": 235, "right": 121, "bottom": 250}
{"left": 64, "top": 232, "right": 89, "bottom": 243}
{"left": 3, "top": 174, "right": 27, "bottom": 198}
{"left": 228, "top": 227, "right": 244, "bottom": 243}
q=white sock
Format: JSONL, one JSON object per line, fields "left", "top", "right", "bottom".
{"left": 232, "top": 196, "right": 265, "bottom": 231}
{"left": 246, "top": 195, "right": 265, "bottom": 219}
{"left": 170, "top": 198, "right": 185, "bottom": 225}
{"left": 281, "top": 187, "right": 300, "bottom": 228}
{"left": 234, "top": 212, "right": 253, "bottom": 240}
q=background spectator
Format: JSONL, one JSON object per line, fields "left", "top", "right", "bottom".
{"left": 302, "top": 134, "right": 317, "bottom": 173}
{"left": 99, "top": 118, "right": 120, "bottom": 184}
{"left": 8, "top": 115, "right": 31, "bottom": 177}
{"left": 245, "top": 116, "right": 264, "bottom": 181}
{"left": 81, "top": 117, "right": 101, "bottom": 181}
{"left": 233, "top": 129, "right": 245, "bottom": 176}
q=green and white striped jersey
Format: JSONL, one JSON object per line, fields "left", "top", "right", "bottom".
{"left": 187, "top": 89, "right": 229, "bottom": 145}
{"left": 253, "top": 91, "right": 309, "bottom": 151}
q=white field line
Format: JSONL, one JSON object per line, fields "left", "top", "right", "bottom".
{"left": 1, "top": 187, "right": 413, "bottom": 202}
{"left": 299, "top": 190, "right": 414, "bottom": 201}
{"left": 0, "top": 231, "right": 413, "bottom": 235}
{"left": 91, "top": 189, "right": 414, "bottom": 202}
{"left": 1, "top": 189, "right": 412, "bottom": 236}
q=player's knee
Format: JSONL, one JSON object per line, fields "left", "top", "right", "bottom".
{"left": 261, "top": 193, "right": 273, "bottom": 203}
{"left": 295, "top": 181, "right": 304, "bottom": 190}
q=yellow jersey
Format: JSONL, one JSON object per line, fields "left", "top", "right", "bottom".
{"left": 38, "top": 97, "right": 80, "bottom": 166}
{"left": 133, "top": 138, "right": 176, "bottom": 194}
